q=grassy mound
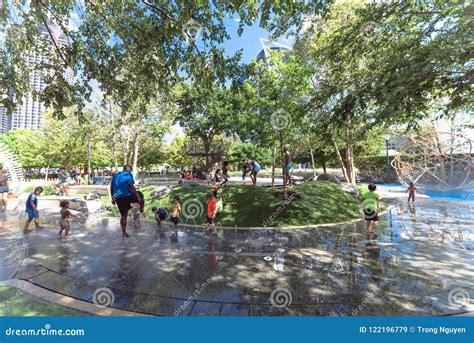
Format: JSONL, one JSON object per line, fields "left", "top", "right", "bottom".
{"left": 141, "top": 181, "right": 363, "bottom": 227}
{"left": 0, "top": 286, "right": 92, "bottom": 316}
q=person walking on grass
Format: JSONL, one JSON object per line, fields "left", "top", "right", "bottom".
{"left": 0, "top": 169, "right": 10, "bottom": 212}
{"left": 406, "top": 181, "right": 417, "bottom": 203}
{"left": 110, "top": 164, "right": 142, "bottom": 239}
{"left": 361, "top": 184, "right": 380, "bottom": 240}
{"left": 23, "top": 186, "right": 44, "bottom": 234}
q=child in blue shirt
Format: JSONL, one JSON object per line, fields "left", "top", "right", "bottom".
{"left": 23, "top": 186, "right": 44, "bottom": 234}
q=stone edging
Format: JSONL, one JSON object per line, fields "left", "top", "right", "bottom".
{"left": 140, "top": 203, "right": 394, "bottom": 231}
{"left": 0, "top": 279, "right": 149, "bottom": 316}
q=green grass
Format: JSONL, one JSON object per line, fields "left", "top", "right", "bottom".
{"left": 0, "top": 286, "right": 92, "bottom": 316}
{"left": 138, "top": 181, "right": 363, "bottom": 227}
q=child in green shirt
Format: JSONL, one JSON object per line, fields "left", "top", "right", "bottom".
{"left": 361, "top": 184, "right": 380, "bottom": 239}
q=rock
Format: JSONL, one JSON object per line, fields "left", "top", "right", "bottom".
{"left": 338, "top": 183, "right": 360, "bottom": 196}
{"left": 85, "top": 191, "right": 101, "bottom": 201}
{"left": 316, "top": 173, "right": 340, "bottom": 184}
{"left": 151, "top": 185, "right": 173, "bottom": 197}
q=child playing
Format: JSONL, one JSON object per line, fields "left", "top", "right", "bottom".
{"left": 152, "top": 207, "right": 167, "bottom": 228}
{"left": 361, "top": 184, "right": 380, "bottom": 240}
{"left": 130, "top": 203, "right": 141, "bottom": 227}
{"left": 406, "top": 181, "right": 417, "bottom": 203}
{"left": 170, "top": 195, "right": 181, "bottom": 231}
{"left": 241, "top": 160, "right": 250, "bottom": 183}
{"left": 207, "top": 191, "right": 217, "bottom": 234}
{"left": 23, "top": 186, "right": 44, "bottom": 234}
{"left": 221, "top": 161, "right": 230, "bottom": 186}
{"left": 213, "top": 184, "right": 224, "bottom": 218}
{"left": 58, "top": 200, "right": 80, "bottom": 238}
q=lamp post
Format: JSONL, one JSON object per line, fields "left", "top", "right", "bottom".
{"left": 384, "top": 135, "right": 391, "bottom": 182}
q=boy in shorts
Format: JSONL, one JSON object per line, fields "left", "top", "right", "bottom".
{"left": 170, "top": 195, "right": 181, "bottom": 231}
{"left": 361, "top": 184, "right": 380, "bottom": 240}
{"left": 207, "top": 192, "right": 217, "bottom": 234}
{"left": 23, "top": 186, "right": 44, "bottom": 233}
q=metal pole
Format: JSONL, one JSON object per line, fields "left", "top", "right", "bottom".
{"left": 385, "top": 139, "right": 390, "bottom": 182}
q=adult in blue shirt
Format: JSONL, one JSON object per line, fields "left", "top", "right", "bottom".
{"left": 250, "top": 160, "right": 261, "bottom": 186}
{"left": 110, "top": 164, "right": 141, "bottom": 239}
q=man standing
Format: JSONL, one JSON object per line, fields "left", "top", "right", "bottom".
{"left": 110, "top": 164, "right": 141, "bottom": 239}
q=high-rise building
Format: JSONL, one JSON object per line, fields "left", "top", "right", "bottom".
{"left": 6, "top": 25, "right": 68, "bottom": 132}
{"left": 0, "top": 106, "right": 9, "bottom": 134}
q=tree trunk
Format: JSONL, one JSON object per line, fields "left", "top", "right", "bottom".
{"left": 322, "top": 160, "right": 327, "bottom": 174}
{"left": 132, "top": 132, "right": 140, "bottom": 180}
{"left": 309, "top": 147, "right": 316, "bottom": 178}
{"left": 280, "top": 132, "right": 287, "bottom": 199}
{"left": 344, "top": 116, "right": 356, "bottom": 184}
{"left": 271, "top": 147, "right": 275, "bottom": 188}
{"left": 331, "top": 136, "right": 350, "bottom": 183}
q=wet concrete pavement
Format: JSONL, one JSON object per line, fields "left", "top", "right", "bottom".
{"left": 0, "top": 189, "right": 472, "bottom": 316}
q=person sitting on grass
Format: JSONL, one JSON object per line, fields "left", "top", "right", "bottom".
{"left": 58, "top": 200, "right": 80, "bottom": 239}
{"left": 361, "top": 183, "right": 381, "bottom": 240}
{"left": 23, "top": 186, "right": 44, "bottom": 234}
{"left": 206, "top": 191, "right": 217, "bottom": 234}
{"left": 170, "top": 195, "right": 181, "bottom": 232}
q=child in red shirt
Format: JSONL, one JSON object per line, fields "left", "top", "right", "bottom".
{"left": 207, "top": 191, "right": 217, "bottom": 234}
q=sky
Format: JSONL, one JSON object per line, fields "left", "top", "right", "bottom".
{"left": 67, "top": 8, "right": 295, "bottom": 143}
{"left": 162, "top": 16, "right": 295, "bottom": 143}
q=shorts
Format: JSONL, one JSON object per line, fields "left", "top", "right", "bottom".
{"left": 364, "top": 208, "right": 379, "bottom": 221}
{"left": 0, "top": 186, "right": 9, "bottom": 193}
{"left": 170, "top": 216, "right": 179, "bottom": 225}
{"left": 59, "top": 218, "right": 70, "bottom": 230}
{"left": 26, "top": 209, "right": 39, "bottom": 220}
{"left": 156, "top": 213, "right": 167, "bottom": 221}
{"left": 285, "top": 163, "right": 293, "bottom": 173}
{"left": 57, "top": 181, "right": 70, "bottom": 187}
{"left": 115, "top": 196, "right": 133, "bottom": 216}
{"left": 207, "top": 216, "right": 215, "bottom": 224}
